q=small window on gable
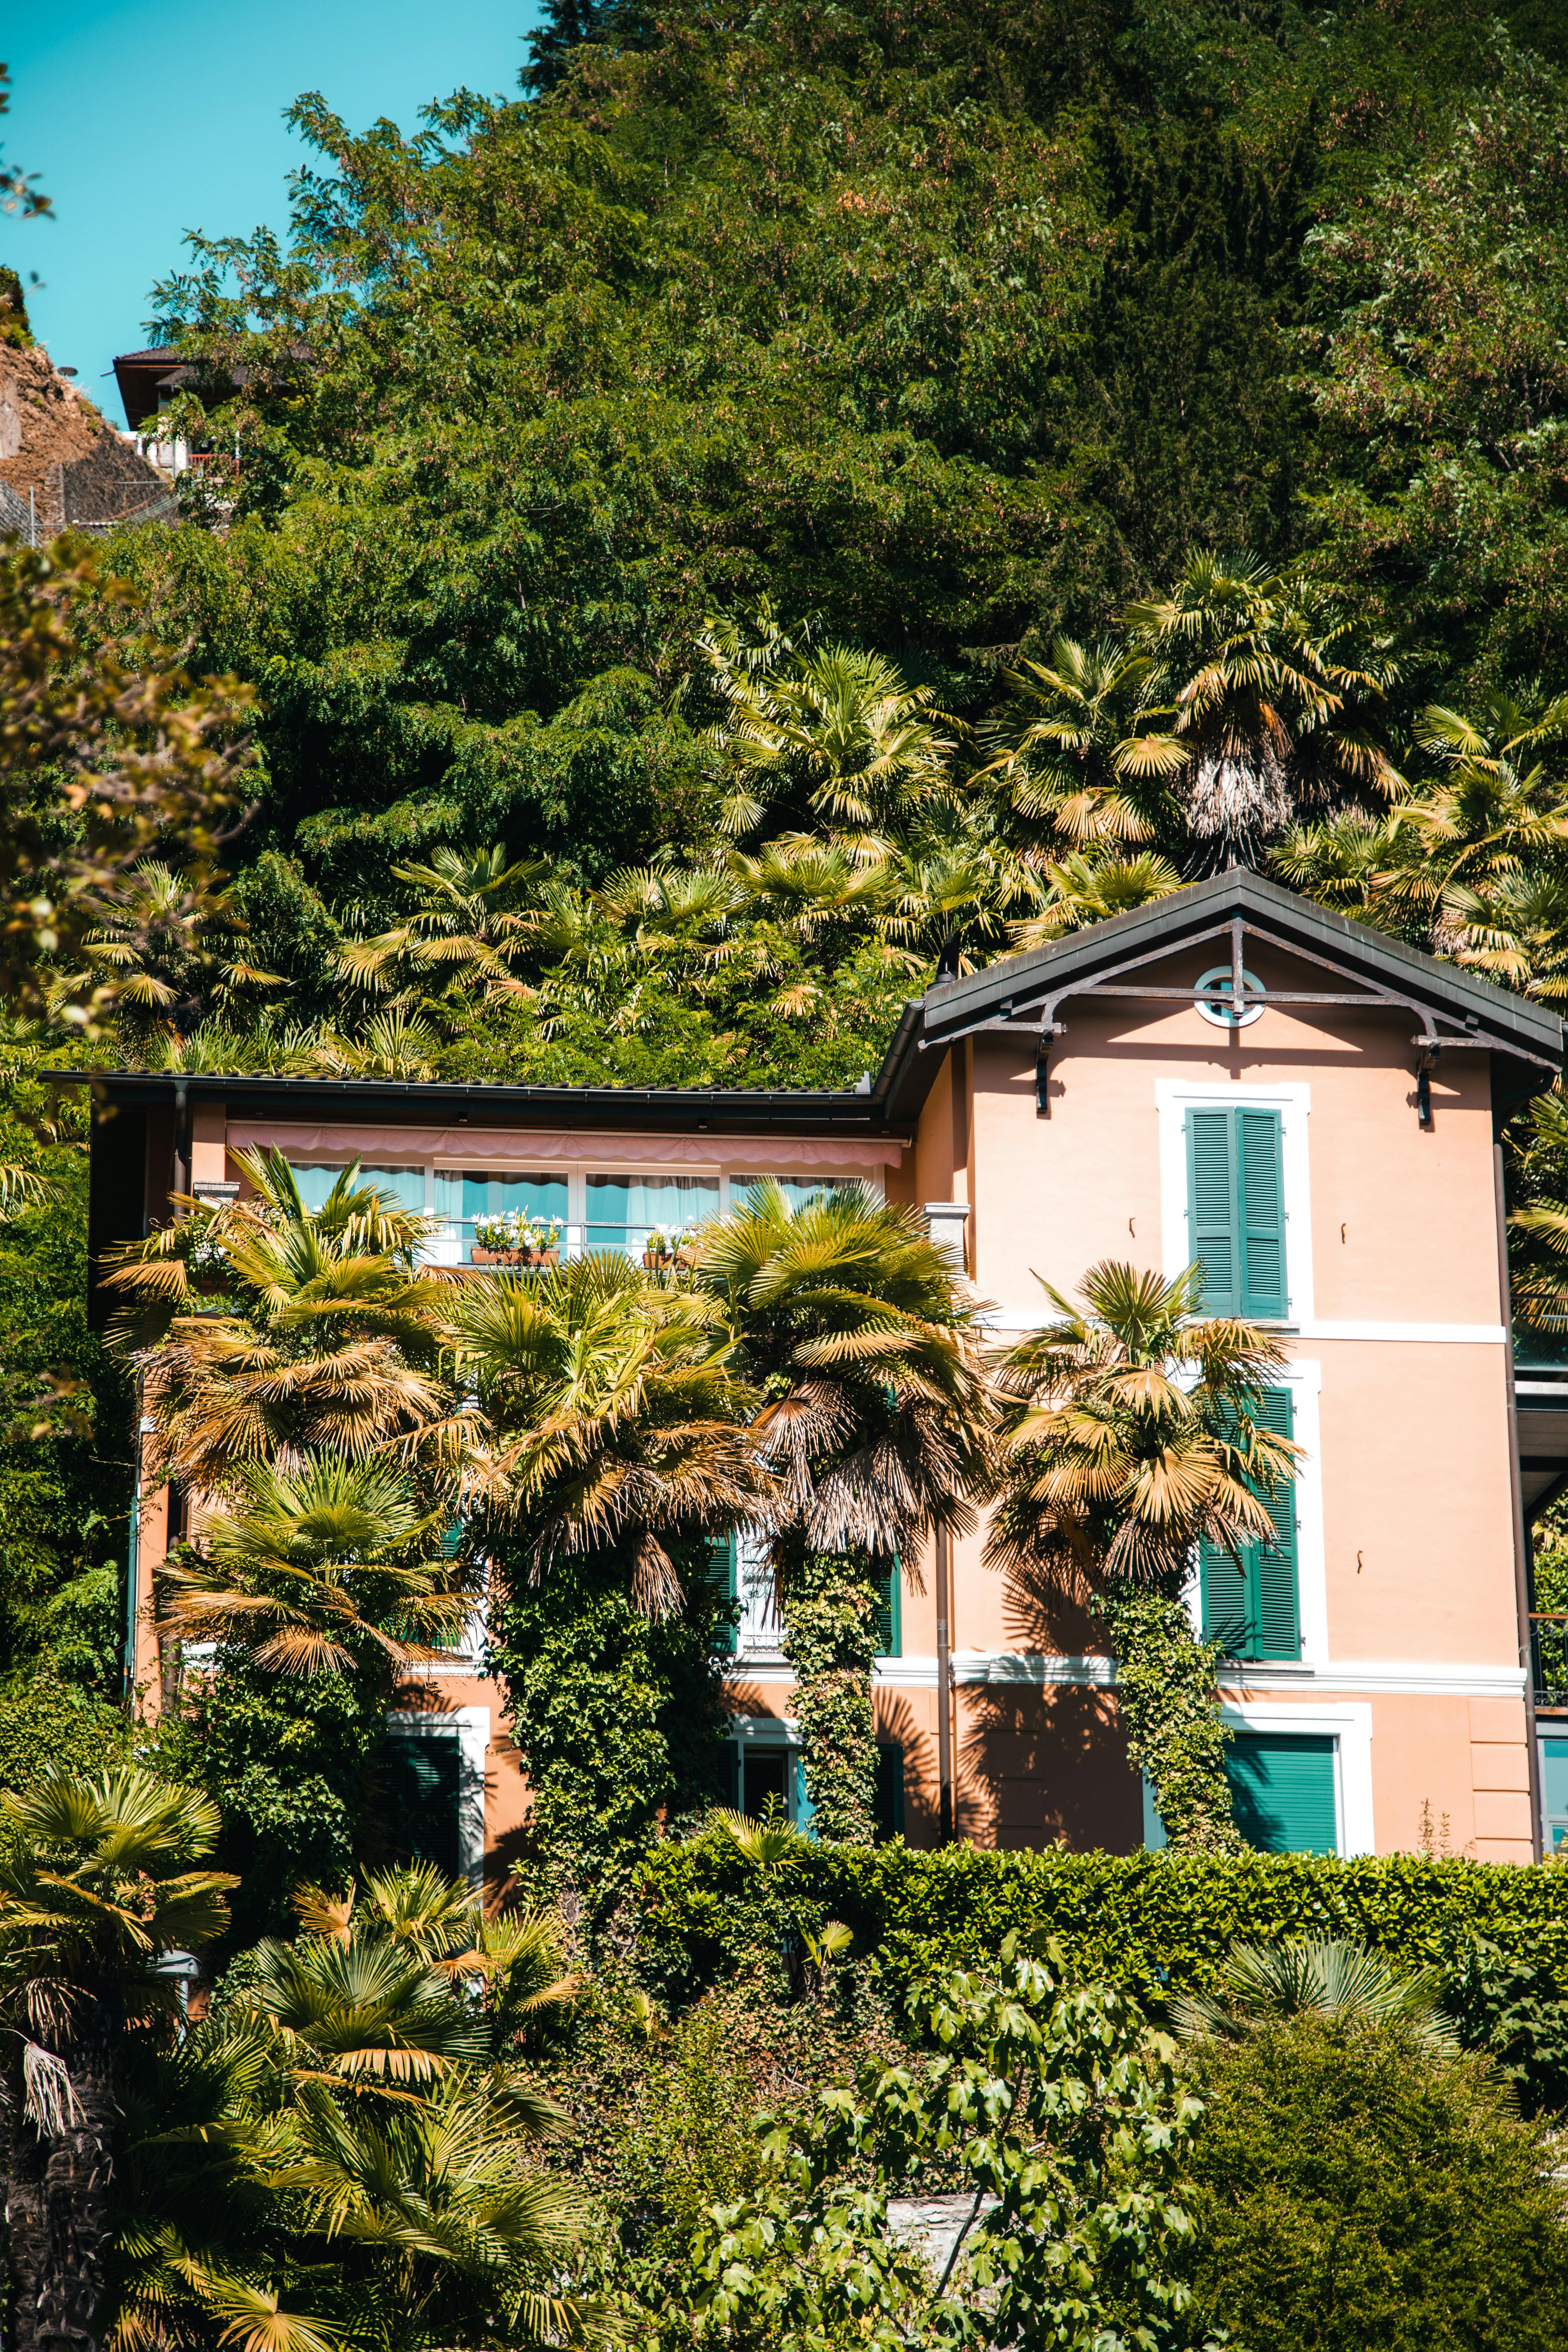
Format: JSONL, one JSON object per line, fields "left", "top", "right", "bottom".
{"left": 1185, "top": 1106, "right": 1287, "bottom": 1318}
{"left": 1199, "top": 1388, "right": 1300, "bottom": 1662}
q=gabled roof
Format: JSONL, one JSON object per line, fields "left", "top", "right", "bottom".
{"left": 873, "top": 867, "right": 1566, "bottom": 1126}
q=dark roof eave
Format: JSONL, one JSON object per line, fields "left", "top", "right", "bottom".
{"left": 85, "top": 1070, "right": 909, "bottom": 1140}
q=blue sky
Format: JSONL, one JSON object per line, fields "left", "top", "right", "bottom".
{"left": 4, "top": 1, "right": 541, "bottom": 426}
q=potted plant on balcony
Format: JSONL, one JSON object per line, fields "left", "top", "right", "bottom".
{"left": 643, "top": 1223, "right": 696, "bottom": 1271}
{"left": 520, "top": 1214, "right": 564, "bottom": 1269}
{"left": 471, "top": 1210, "right": 523, "bottom": 1267}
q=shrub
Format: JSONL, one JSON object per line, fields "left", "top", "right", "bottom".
{"left": 1182, "top": 2013, "right": 1568, "bottom": 2350}
{"left": 631, "top": 1837, "right": 1568, "bottom": 2017}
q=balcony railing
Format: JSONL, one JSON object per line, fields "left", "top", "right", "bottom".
{"left": 1531, "top": 1615, "right": 1568, "bottom": 1715}
{"left": 423, "top": 1223, "right": 699, "bottom": 1272}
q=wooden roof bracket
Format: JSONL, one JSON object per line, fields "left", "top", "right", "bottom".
{"left": 917, "top": 912, "right": 1562, "bottom": 1122}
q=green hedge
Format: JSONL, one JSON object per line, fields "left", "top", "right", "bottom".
{"left": 631, "top": 1835, "right": 1568, "bottom": 2010}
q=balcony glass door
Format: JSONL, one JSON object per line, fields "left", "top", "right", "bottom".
{"left": 433, "top": 1170, "right": 569, "bottom": 1266}
{"left": 585, "top": 1174, "right": 719, "bottom": 1258}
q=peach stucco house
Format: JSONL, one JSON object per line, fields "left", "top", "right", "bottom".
{"left": 90, "top": 870, "right": 1568, "bottom": 1874}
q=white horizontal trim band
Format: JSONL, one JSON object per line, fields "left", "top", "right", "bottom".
{"left": 982, "top": 1313, "right": 1505, "bottom": 1343}
{"left": 1301, "top": 1320, "right": 1507, "bottom": 1345}
{"left": 854, "top": 1653, "right": 1525, "bottom": 1699}
{"left": 727, "top": 1654, "right": 1526, "bottom": 1700}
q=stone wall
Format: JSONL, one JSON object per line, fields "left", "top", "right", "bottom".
{"left": 0, "top": 343, "right": 169, "bottom": 537}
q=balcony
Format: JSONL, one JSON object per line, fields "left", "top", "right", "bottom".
{"left": 1532, "top": 1617, "right": 1568, "bottom": 1720}
{"left": 423, "top": 1222, "right": 699, "bottom": 1273}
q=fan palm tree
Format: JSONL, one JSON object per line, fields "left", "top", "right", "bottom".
{"left": 51, "top": 862, "right": 285, "bottom": 1046}
{"left": 701, "top": 624, "right": 956, "bottom": 854}
{"left": 436, "top": 1252, "right": 768, "bottom": 1618}
{"left": 1170, "top": 1938, "right": 1459, "bottom": 2055}
{"left": 336, "top": 845, "right": 541, "bottom": 1014}
{"left": 1377, "top": 696, "right": 1568, "bottom": 962}
{"left": 113, "top": 1865, "right": 592, "bottom": 2352}
{"left": 988, "top": 1262, "right": 1300, "bottom": 1851}
{"left": 693, "top": 1183, "right": 994, "bottom": 1840}
{"left": 295, "top": 1862, "right": 578, "bottom": 2030}
{"left": 157, "top": 1456, "right": 474, "bottom": 1681}
{"left": 1124, "top": 556, "right": 1400, "bottom": 871}
{"left": 878, "top": 814, "right": 1040, "bottom": 978}
{"left": 1008, "top": 849, "right": 1183, "bottom": 946}
{"left": 976, "top": 636, "right": 1185, "bottom": 851}
{"left": 103, "top": 1148, "right": 448, "bottom": 1491}
{"left": 0, "top": 1765, "right": 237, "bottom": 2352}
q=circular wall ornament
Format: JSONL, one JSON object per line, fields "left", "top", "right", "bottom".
{"left": 1195, "top": 963, "right": 1265, "bottom": 1027}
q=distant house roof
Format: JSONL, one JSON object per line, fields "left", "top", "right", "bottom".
{"left": 112, "top": 348, "right": 189, "bottom": 430}
{"left": 873, "top": 867, "right": 1567, "bottom": 1126}
{"left": 112, "top": 344, "right": 310, "bottom": 431}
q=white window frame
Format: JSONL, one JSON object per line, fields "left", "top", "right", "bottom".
{"left": 1142, "top": 1699, "right": 1372, "bottom": 1857}
{"left": 384, "top": 1706, "right": 489, "bottom": 1885}
{"left": 1156, "top": 1078, "right": 1315, "bottom": 1325}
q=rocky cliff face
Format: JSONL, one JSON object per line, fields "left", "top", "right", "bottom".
{"left": 0, "top": 343, "right": 170, "bottom": 537}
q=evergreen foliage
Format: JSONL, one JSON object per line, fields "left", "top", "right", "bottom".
{"left": 491, "top": 1538, "right": 733, "bottom": 1914}
{"left": 1182, "top": 2013, "right": 1568, "bottom": 2350}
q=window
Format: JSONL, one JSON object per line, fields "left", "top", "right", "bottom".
{"left": 1185, "top": 1106, "right": 1287, "bottom": 1317}
{"left": 875, "top": 1741, "right": 905, "bottom": 1841}
{"left": 733, "top": 1176, "right": 859, "bottom": 1214}
{"left": 1225, "top": 1732, "right": 1338, "bottom": 1854}
{"left": 726, "top": 1732, "right": 812, "bottom": 1829}
{"left": 379, "top": 1726, "right": 461, "bottom": 1877}
{"left": 1542, "top": 1737, "right": 1568, "bottom": 1853}
{"left": 585, "top": 1174, "right": 719, "bottom": 1255}
{"left": 435, "top": 1170, "right": 568, "bottom": 1260}
{"left": 709, "top": 1534, "right": 892, "bottom": 1659}
{"left": 707, "top": 1533, "right": 738, "bottom": 1657}
{"left": 1199, "top": 1389, "right": 1300, "bottom": 1660}
{"left": 289, "top": 1162, "right": 425, "bottom": 1217}
{"left": 874, "top": 1559, "right": 902, "bottom": 1658}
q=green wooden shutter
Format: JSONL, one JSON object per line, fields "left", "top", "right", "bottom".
{"left": 1251, "top": 1388, "right": 1300, "bottom": 1660}
{"left": 1225, "top": 1732, "right": 1337, "bottom": 1853}
{"left": 1187, "top": 1109, "right": 1238, "bottom": 1312}
{"left": 1199, "top": 1532, "right": 1252, "bottom": 1656}
{"left": 873, "top": 1556, "right": 902, "bottom": 1657}
{"left": 1199, "top": 1387, "right": 1298, "bottom": 1661}
{"left": 875, "top": 1742, "right": 905, "bottom": 1841}
{"left": 1238, "top": 1110, "right": 1287, "bottom": 1317}
{"left": 707, "top": 1533, "right": 738, "bottom": 1656}
{"left": 380, "top": 1732, "right": 461, "bottom": 1878}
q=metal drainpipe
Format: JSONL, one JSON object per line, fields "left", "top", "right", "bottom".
{"left": 124, "top": 1386, "right": 146, "bottom": 1698}
{"left": 172, "top": 1078, "right": 190, "bottom": 1198}
{"left": 1495, "top": 1140, "right": 1544, "bottom": 1861}
{"left": 936, "top": 1521, "right": 954, "bottom": 1843}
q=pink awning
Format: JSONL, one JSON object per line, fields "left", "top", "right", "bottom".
{"left": 225, "top": 1121, "right": 906, "bottom": 1171}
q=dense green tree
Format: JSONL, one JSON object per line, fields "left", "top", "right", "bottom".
{"left": 1182, "top": 2010, "right": 1568, "bottom": 2351}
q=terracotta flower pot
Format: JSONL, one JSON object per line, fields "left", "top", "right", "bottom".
{"left": 471, "top": 1245, "right": 522, "bottom": 1267}
{"left": 643, "top": 1248, "right": 672, "bottom": 1270}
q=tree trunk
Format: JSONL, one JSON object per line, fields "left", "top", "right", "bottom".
{"left": 5, "top": 1998, "right": 117, "bottom": 2352}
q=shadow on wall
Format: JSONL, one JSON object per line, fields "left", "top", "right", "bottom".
{"left": 960, "top": 1682, "right": 1142, "bottom": 1854}
{"left": 999, "top": 1560, "right": 1111, "bottom": 1663}
{"left": 874, "top": 1688, "right": 937, "bottom": 1843}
